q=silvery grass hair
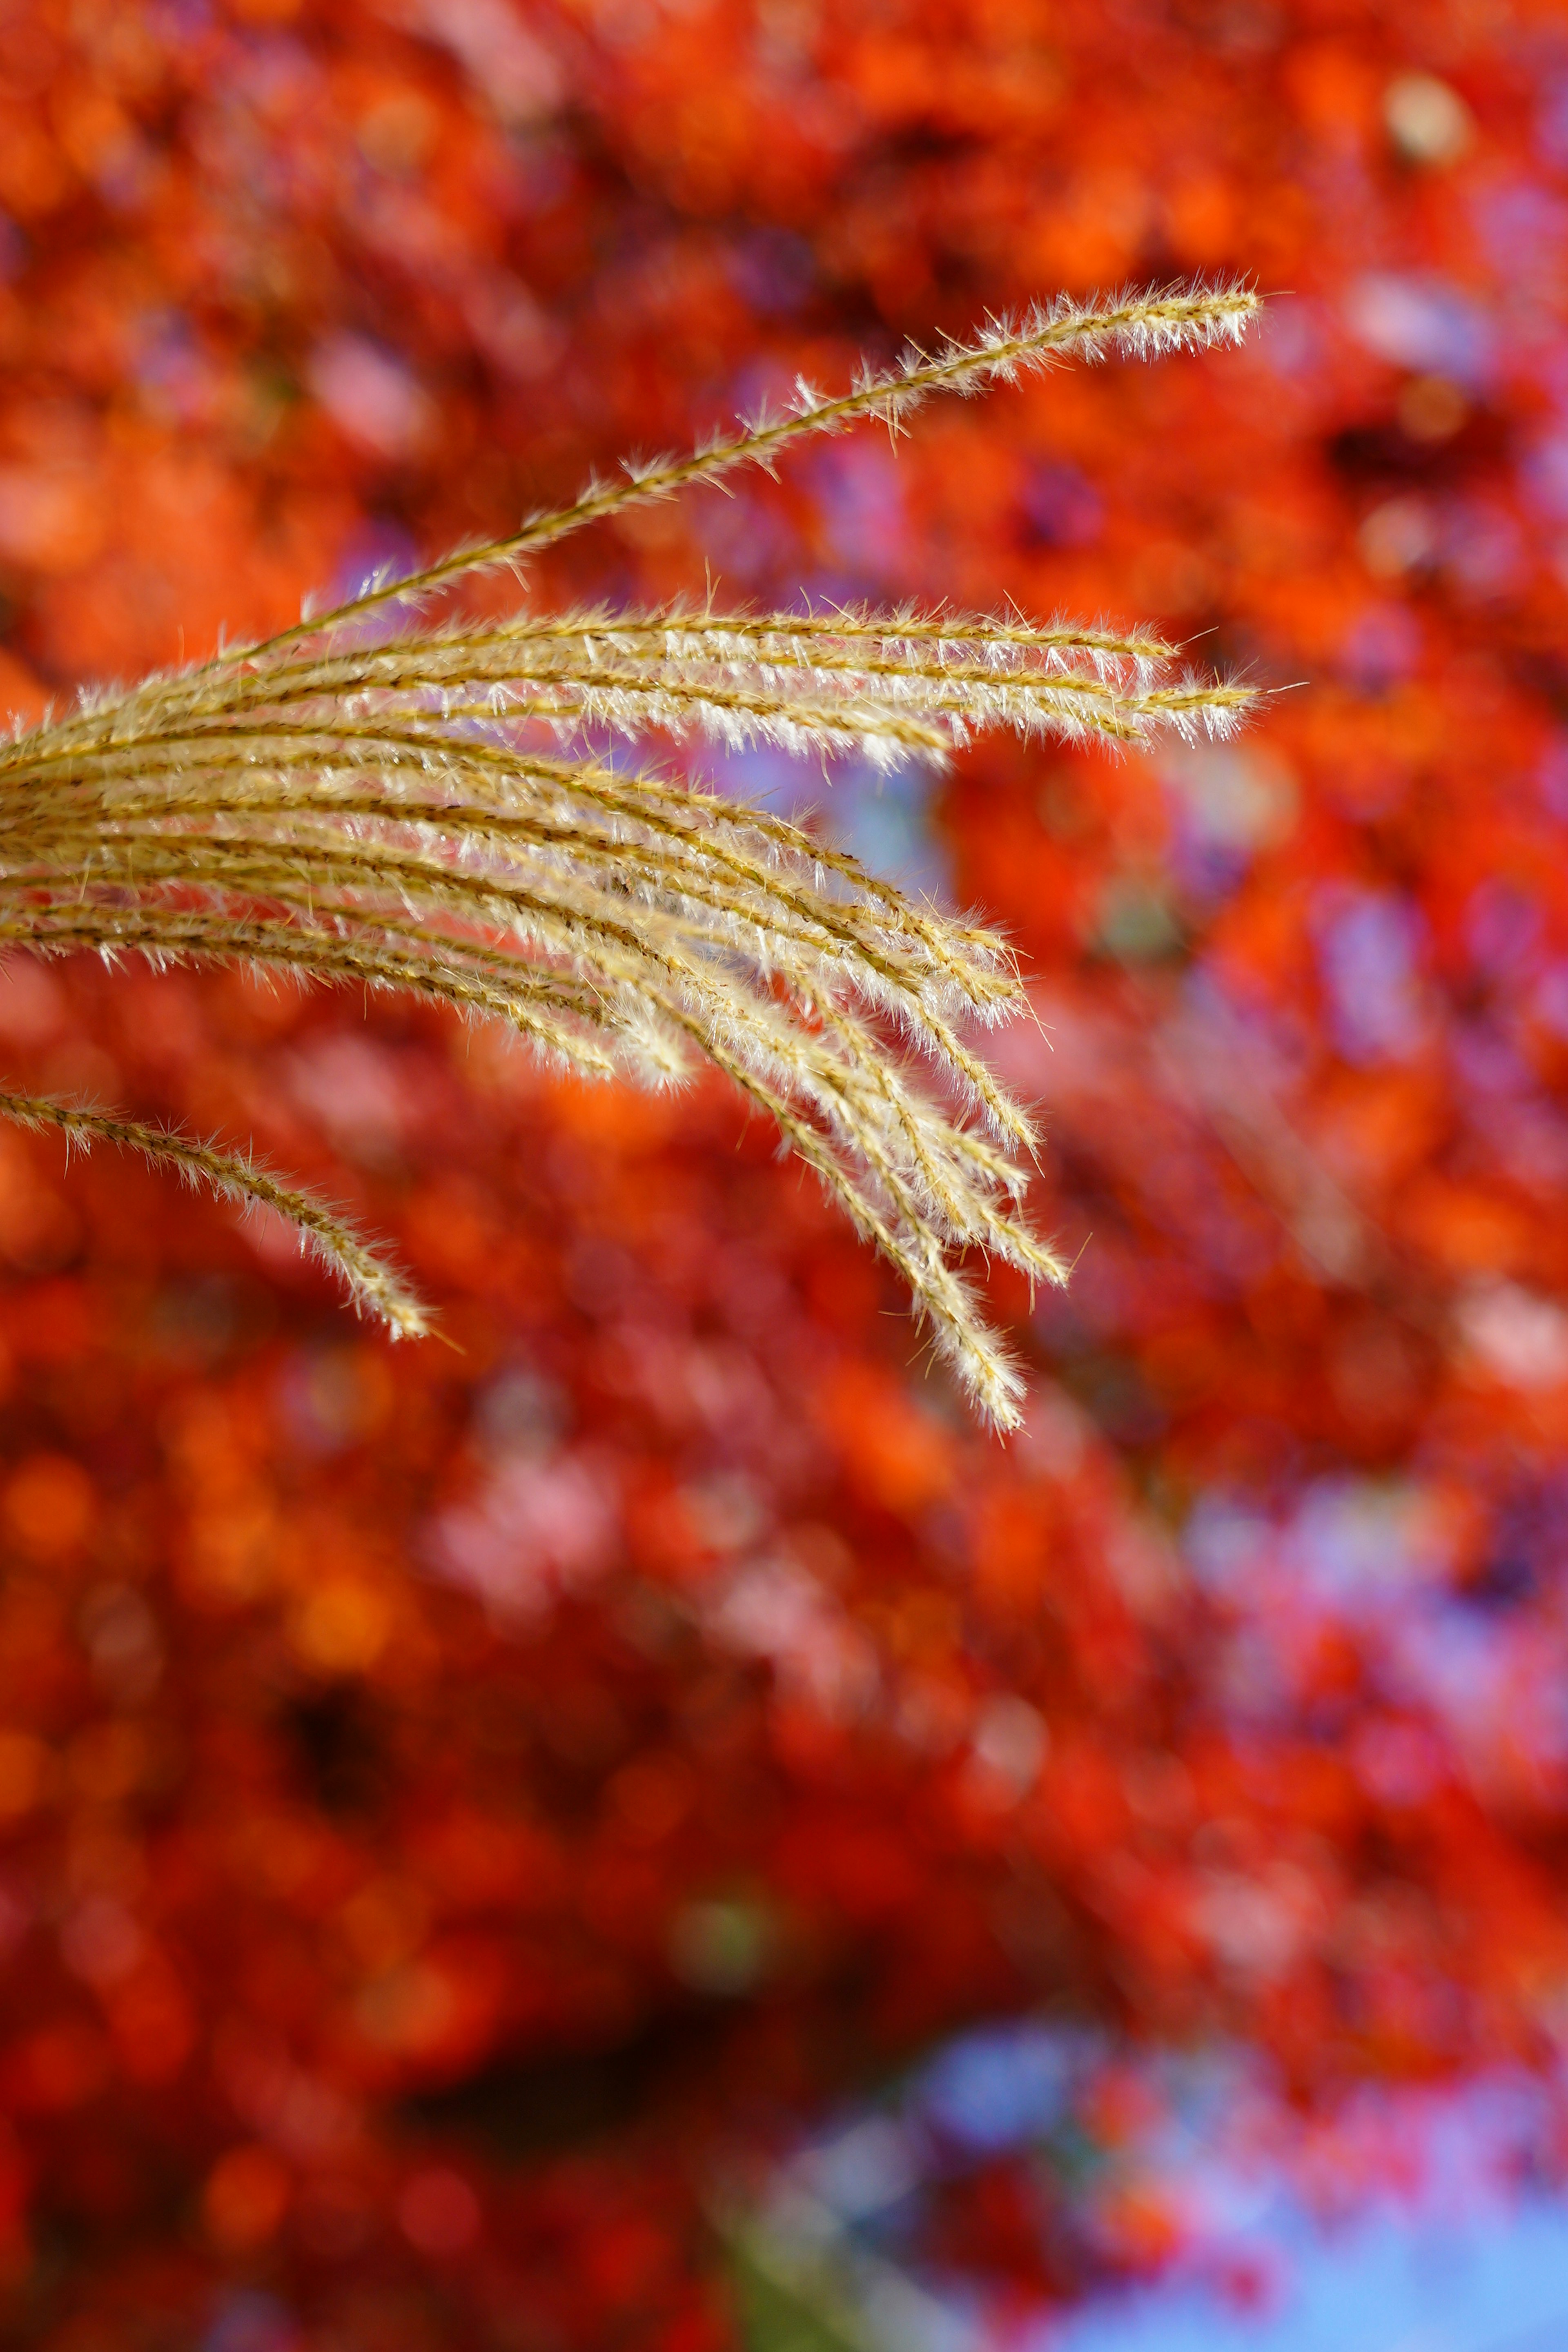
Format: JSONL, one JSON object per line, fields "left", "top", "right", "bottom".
{"left": 0, "top": 279, "right": 1258, "bottom": 1429}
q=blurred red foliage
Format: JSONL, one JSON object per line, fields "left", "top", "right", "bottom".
{"left": 3, "top": 1, "right": 1568, "bottom": 2344}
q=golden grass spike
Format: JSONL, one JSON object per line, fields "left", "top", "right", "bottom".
{"left": 0, "top": 1087, "right": 428, "bottom": 1338}
{"left": 249, "top": 278, "right": 1256, "bottom": 643}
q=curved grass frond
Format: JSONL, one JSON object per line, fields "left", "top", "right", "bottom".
{"left": 0, "top": 277, "right": 1261, "bottom": 1428}
{"left": 247, "top": 277, "right": 1258, "bottom": 644}
{"left": 0, "top": 1088, "right": 428, "bottom": 1336}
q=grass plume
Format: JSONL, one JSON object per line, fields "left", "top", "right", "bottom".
{"left": 0, "top": 278, "right": 1260, "bottom": 1428}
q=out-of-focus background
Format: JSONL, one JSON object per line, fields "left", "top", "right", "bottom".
{"left": 2, "top": 4, "right": 1568, "bottom": 2348}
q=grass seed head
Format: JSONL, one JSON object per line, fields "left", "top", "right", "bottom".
{"left": 0, "top": 278, "right": 1260, "bottom": 1428}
